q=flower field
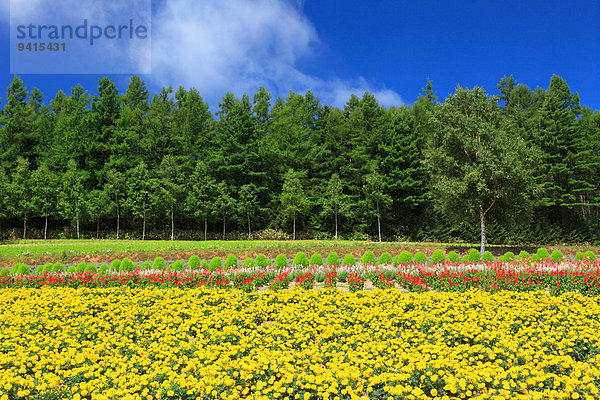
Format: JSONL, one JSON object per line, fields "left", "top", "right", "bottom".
{"left": 1, "top": 287, "right": 600, "bottom": 400}
{"left": 2, "top": 258, "right": 600, "bottom": 296}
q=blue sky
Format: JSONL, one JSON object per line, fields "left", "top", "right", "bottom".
{"left": 1, "top": 0, "right": 599, "bottom": 110}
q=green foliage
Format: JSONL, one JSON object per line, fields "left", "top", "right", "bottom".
{"left": 447, "top": 251, "right": 460, "bottom": 262}
{"left": 110, "top": 259, "right": 121, "bottom": 271}
{"left": 188, "top": 255, "right": 201, "bottom": 270}
{"left": 396, "top": 251, "right": 413, "bottom": 265}
{"left": 468, "top": 249, "right": 481, "bottom": 262}
{"left": 337, "top": 271, "right": 350, "bottom": 283}
{"left": 170, "top": 260, "right": 184, "bottom": 271}
{"left": 99, "top": 264, "right": 109, "bottom": 273}
{"left": 241, "top": 258, "right": 254, "bottom": 268}
{"left": 208, "top": 257, "right": 222, "bottom": 272}
{"left": 68, "top": 265, "right": 77, "bottom": 273}
{"left": 575, "top": 251, "right": 585, "bottom": 261}
{"left": 224, "top": 255, "right": 238, "bottom": 270}
{"left": 76, "top": 262, "right": 86, "bottom": 273}
{"left": 255, "top": 254, "right": 270, "bottom": 268}
{"left": 292, "top": 252, "right": 309, "bottom": 267}
{"left": 140, "top": 261, "right": 151, "bottom": 270}
{"left": 413, "top": 252, "right": 427, "bottom": 264}
{"left": 550, "top": 250, "right": 563, "bottom": 262}
{"left": 1, "top": 268, "right": 10, "bottom": 276}
{"left": 517, "top": 251, "right": 531, "bottom": 261}
{"left": 274, "top": 254, "right": 288, "bottom": 269}
{"left": 120, "top": 258, "right": 135, "bottom": 272}
{"left": 585, "top": 251, "right": 596, "bottom": 262}
{"left": 536, "top": 248, "right": 550, "bottom": 260}
{"left": 36, "top": 265, "right": 46, "bottom": 275}
{"left": 85, "top": 264, "right": 97, "bottom": 273}
{"left": 361, "top": 251, "right": 376, "bottom": 265}
{"left": 430, "top": 249, "right": 446, "bottom": 264}
{"left": 52, "top": 262, "right": 64, "bottom": 273}
{"left": 342, "top": 254, "right": 355, "bottom": 266}
{"left": 377, "top": 252, "right": 393, "bottom": 265}
{"left": 310, "top": 253, "right": 323, "bottom": 266}
{"left": 152, "top": 257, "right": 165, "bottom": 270}
{"left": 481, "top": 251, "right": 495, "bottom": 262}
{"left": 424, "top": 85, "right": 539, "bottom": 253}
{"left": 326, "top": 252, "right": 340, "bottom": 266}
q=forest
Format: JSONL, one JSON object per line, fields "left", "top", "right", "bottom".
{"left": 0, "top": 74, "right": 599, "bottom": 244}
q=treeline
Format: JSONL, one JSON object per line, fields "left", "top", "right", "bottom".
{"left": 0, "top": 74, "right": 599, "bottom": 244}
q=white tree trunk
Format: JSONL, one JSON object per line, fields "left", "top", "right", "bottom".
{"left": 334, "top": 210, "right": 338, "bottom": 240}
{"left": 204, "top": 217, "right": 207, "bottom": 241}
{"left": 170, "top": 208, "right": 174, "bottom": 241}
{"left": 116, "top": 201, "right": 120, "bottom": 240}
{"left": 480, "top": 209, "right": 486, "bottom": 254}
{"left": 377, "top": 202, "right": 381, "bottom": 242}
{"left": 293, "top": 211, "right": 296, "bottom": 241}
{"left": 142, "top": 199, "right": 146, "bottom": 240}
{"left": 44, "top": 215, "right": 48, "bottom": 240}
{"left": 76, "top": 199, "right": 80, "bottom": 239}
{"left": 247, "top": 213, "right": 251, "bottom": 240}
{"left": 23, "top": 214, "right": 27, "bottom": 239}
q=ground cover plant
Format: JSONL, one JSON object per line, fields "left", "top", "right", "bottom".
{"left": 1, "top": 287, "right": 600, "bottom": 399}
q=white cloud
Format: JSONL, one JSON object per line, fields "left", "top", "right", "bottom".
{"left": 151, "top": 0, "right": 403, "bottom": 108}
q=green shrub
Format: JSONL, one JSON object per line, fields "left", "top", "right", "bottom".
{"left": 152, "top": 257, "right": 165, "bottom": 270}
{"left": 503, "top": 252, "right": 515, "bottom": 261}
{"left": 585, "top": 251, "right": 596, "bottom": 262}
{"left": 468, "top": 249, "right": 480, "bottom": 262}
{"left": 208, "top": 257, "right": 222, "bottom": 272}
{"left": 85, "top": 264, "right": 97, "bottom": 273}
{"left": 170, "top": 260, "right": 184, "bottom": 271}
{"left": 517, "top": 251, "right": 531, "bottom": 261}
{"left": 110, "top": 259, "right": 122, "bottom": 271}
{"left": 224, "top": 255, "right": 238, "bottom": 270}
{"left": 447, "top": 251, "right": 459, "bottom": 262}
{"left": 531, "top": 254, "right": 540, "bottom": 262}
{"left": 342, "top": 254, "right": 355, "bottom": 266}
{"left": 430, "top": 249, "right": 446, "bottom": 265}
{"left": 377, "top": 252, "right": 393, "bottom": 266}
{"left": 241, "top": 258, "right": 255, "bottom": 268}
{"left": 99, "top": 264, "right": 109, "bottom": 273}
{"left": 17, "top": 264, "right": 29, "bottom": 275}
{"left": 44, "top": 262, "right": 53, "bottom": 270}
{"left": 575, "top": 251, "right": 585, "bottom": 261}
{"left": 10, "top": 263, "right": 23, "bottom": 275}
{"left": 274, "top": 254, "right": 288, "bottom": 268}
{"left": 326, "top": 252, "right": 340, "bottom": 266}
{"left": 255, "top": 254, "right": 270, "bottom": 268}
{"left": 68, "top": 265, "right": 77, "bottom": 273}
{"left": 293, "top": 252, "right": 309, "bottom": 267}
{"left": 36, "top": 265, "right": 46, "bottom": 275}
{"left": 481, "top": 251, "right": 495, "bottom": 262}
{"left": 551, "top": 250, "right": 563, "bottom": 263}
{"left": 188, "top": 255, "right": 201, "bottom": 269}
{"left": 141, "top": 261, "right": 151, "bottom": 270}
{"left": 413, "top": 252, "right": 427, "bottom": 264}
{"left": 76, "top": 262, "right": 87, "bottom": 273}
{"left": 0, "top": 268, "right": 9, "bottom": 276}
{"left": 536, "top": 248, "right": 550, "bottom": 260}
{"left": 120, "top": 258, "right": 135, "bottom": 272}
{"left": 337, "top": 271, "right": 350, "bottom": 283}
{"left": 395, "top": 250, "right": 413, "bottom": 265}
{"left": 52, "top": 262, "right": 63, "bottom": 273}
{"left": 461, "top": 254, "right": 470, "bottom": 263}
{"left": 361, "top": 251, "right": 376, "bottom": 265}
{"left": 310, "top": 253, "right": 323, "bottom": 266}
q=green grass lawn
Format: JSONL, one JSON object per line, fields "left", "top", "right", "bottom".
{"left": 0, "top": 239, "right": 483, "bottom": 264}
{"left": 1, "top": 239, "right": 597, "bottom": 266}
